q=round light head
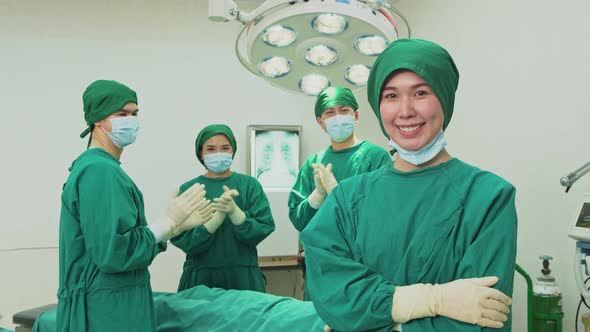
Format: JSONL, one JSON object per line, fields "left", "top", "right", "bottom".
{"left": 344, "top": 64, "right": 371, "bottom": 86}
{"left": 258, "top": 56, "right": 291, "bottom": 78}
{"left": 299, "top": 74, "right": 330, "bottom": 95}
{"left": 235, "top": 0, "right": 409, "bottom": 95}
{"left": 353, "top": 35, "right": 388, "bottom": 56}
{"left": 304, "top": 45, "right": 338, "bottom": 67}
{"left": 261, "top": 25, "right": 297, "bottom": 47}
{"left": 312, "top": 13, "right": 348, "bottom": 34}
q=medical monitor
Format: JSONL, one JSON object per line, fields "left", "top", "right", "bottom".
{"left": 569, "top": 193, "right": 590, "bottom": 242}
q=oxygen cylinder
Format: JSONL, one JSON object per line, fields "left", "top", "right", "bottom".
{"left": 532, "top": 255, "right": 563, "bottom": 332}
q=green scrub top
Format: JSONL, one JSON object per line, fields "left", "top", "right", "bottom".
{"left": 57, "top": 148, "right": 166, "bottom": 332}
{"left": 171, "top": 172, "right": 275, "bottom": 292}
{"left": 288, "top": 140, "right": 391, "bottom": 232}
{"left": 301, "top": 158, "right": 518, "bottom": 331}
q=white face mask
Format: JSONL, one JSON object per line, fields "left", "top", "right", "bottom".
{"left": 324, "top": 115, "right": 356, "bottom": 142}
{"left": 388, "top": 130, "right": 447, "bottom": 165}
{"left": 107, "top": 116, "right": 140, "bottom": 148}
{"left": 204, "top": 153, "right": 233, "bottom": 173}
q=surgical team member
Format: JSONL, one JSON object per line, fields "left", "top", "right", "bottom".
{"left": 172, "top": 124, "right": 275, "bottom": 292}
{"left": 288, "top": 86, "right": 391, "bottom": 232}
{"left": 302, "top": 39, "right": 517, "bottom": 331}
{"left": 58, "top": 80, "right": 213, "bottom": 331}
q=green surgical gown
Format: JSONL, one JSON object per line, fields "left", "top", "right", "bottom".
{"left": 301, "top": 158, "right": 518, "bottom": 331}
{"left": 288, "top": 140, "right": 391, "bottom": 232}
{"left": 57, "top": 148, "right": 166, "bottom": 332}
{"left": 171, "top": 172, "right": 275, "bottom": 292}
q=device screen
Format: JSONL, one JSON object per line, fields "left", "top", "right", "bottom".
{"left": 576, "top": 202, "right": 590, "bottom": 228}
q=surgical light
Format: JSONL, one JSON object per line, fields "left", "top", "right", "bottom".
{"left": 262, "top": 25, "right": 297, "bottom": 47}
{"left": 312, "top": 14, "right": 348, "bottom": 34}
{"left": 299, "top": 74, "right": 331, "bottom": 96}
{"left": 304, "top": 45, "right": 338, "bottom": 67}
{"left": 258, "top": 56, "right": 292, "bottom": 78}
{"left": 209, "top": 0, "right": 410, "bottom": 96}
{"left": 345, "top": 64, "right": 371, "bottom": 86}
{"left": 354, "top": 35, "right": 388, "bottom": 56}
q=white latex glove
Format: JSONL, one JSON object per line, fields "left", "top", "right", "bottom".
{"left": 312, "top": 163, "right": 327, "bottom": 195}
{"left": 308, "top": 163, "right": 327, "bottom": 209}
{"left": 317, "top": 163, "right": 338, "bottom": 194}
{"left": 172, "top": 200, "right": 214, "bottom": 236}
{"left": 211, "top": 185, "right": 246, "bottom": 225}
{"left": 148, "top": 183, "right": 207, "bottom": 242}
{"left": 203, "top": 210, "right": 227, "bottom": 234}
{"left": 323, "top": 325, "right": 332, "bottom": 332}
{"left": 392, "top": 276, "right": 511, "bottom": 328}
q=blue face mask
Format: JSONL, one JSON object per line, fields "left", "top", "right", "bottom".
{"left": 107, "top": 116, "right": 140, "bottom": 148}
{"left": 204, "top": 153, "right": 233, "bottom": 173}
{"left": 324, "top": 114, "right": 356, "bottom": 142}
{"left": 388, "top": 130, "right": 447, "bottom": 166}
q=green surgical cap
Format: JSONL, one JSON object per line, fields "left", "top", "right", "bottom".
{"left": 80, "top": 80, "right": 138, "bottom": 138}
{"left": 195, "top": 124, "right": 237, "bottom": 166}
{"left": 314, "top": 86, "right": 359, "bottom": 117}
{"left": 367, "top": 39, "right": 460, "bottom": 138}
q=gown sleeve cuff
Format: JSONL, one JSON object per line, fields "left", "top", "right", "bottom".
{"left": 147, "top": 218, "right": 172, "bottom": 243}
{"left": 308, "top": 189, "right": 326, "bottom": 209}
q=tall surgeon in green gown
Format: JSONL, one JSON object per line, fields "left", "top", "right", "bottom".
{"left": 172, "top": 124, "right": 275, "bottom": 292}
{"left": 288, "top": 86, "right": 391, "bottom": 233}
{"left": 302, "top": 39, "right": 518, "bottom": 332}
{"left": 58, "top": 80, "right": 213, "bottom": 331}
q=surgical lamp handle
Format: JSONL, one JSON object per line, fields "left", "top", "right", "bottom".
{"left": 560, "top": 160, "right": 590, "bottom": 192}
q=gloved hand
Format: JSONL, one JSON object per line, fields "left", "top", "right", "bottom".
{"left": 313, "top": 163, "right": 328, "bottom": 195}
{"left": 317, "top": 163, "right": 338, "bottom": 194}
{"left": 148, "top": 183, "right": 207, "bottom": 242}
{"left": 211, "top": 185, "right": 246, "bottom": 225}
{"left": 308, "top": 163, "right": 327, "bottom": 209}
{"left": 323, "top": 325, "right": 332, "bottom": 332}
{"left": 392, "top": 276, "right": 511, "bottom": 328}
{"left": 172, "top": 199, "right": 214, "bottom": 236}
{"left": 203, "top": 210, "right": 227, "bottom": 234}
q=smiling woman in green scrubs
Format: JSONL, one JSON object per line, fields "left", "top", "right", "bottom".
{"left": 302, "top": 39, "right": 518, "bottom": 332}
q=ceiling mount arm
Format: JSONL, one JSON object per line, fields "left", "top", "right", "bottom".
{"left": 208, "top": 0, "right": 251, "bottom": 24}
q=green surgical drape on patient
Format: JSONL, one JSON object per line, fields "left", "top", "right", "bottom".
{"left": 301, "top": 158, "right": 517, "bottom": 332}
{"left": 171, "top": 172, "right": 275, "bottom": 292}
{"left": 57, "top": 148, "right": 166, "bottom": 332}
{"left": 288, "top": 141, "right": 391, "bottom": 232}
{"left": 34, "top": 287, "right": 327, "bottom": 332}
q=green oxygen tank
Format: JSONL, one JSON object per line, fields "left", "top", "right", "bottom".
{"left": 532, "top": 255, "right": 564, "bottom": 332}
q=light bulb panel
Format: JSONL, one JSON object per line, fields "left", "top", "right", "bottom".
{"left": 234, "top": 0, "right": 409, "bottom": 96}
{"left": 261, "top": 25, "right": 297, "bottom": 47}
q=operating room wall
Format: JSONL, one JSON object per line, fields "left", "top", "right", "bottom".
{"left": 1, "top": 0, "right": 590, "bottom": 330}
